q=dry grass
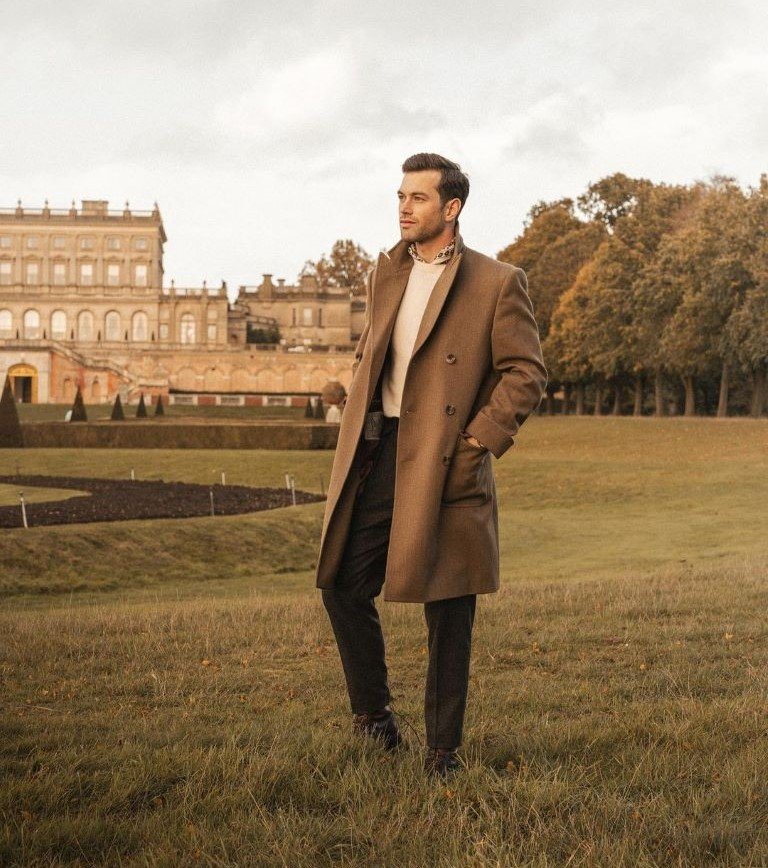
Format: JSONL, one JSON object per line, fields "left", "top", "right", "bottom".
{"left": 1, "top": 559, "right": 767, "bottom": 866}
{"left": 1, "top": 417, "right": 767, "bottom": 865}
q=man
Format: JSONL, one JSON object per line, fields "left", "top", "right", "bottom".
{"left": 316, "top": 153, "right": 547, "bottom": 777}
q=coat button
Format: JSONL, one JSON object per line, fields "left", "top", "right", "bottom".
{"left": 445, "top": 353, "right": 456, "bottom": 364}
{"left": 445, "top": 404, "right": 456, "bottom": 415}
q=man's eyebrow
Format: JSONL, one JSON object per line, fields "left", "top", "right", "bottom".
{"left": 397, "top": 189, "right": 430, "bottom": 196}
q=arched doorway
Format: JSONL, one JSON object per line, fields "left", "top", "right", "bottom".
{"left": 7, "top": 363, "right": 39, "bottom": 403}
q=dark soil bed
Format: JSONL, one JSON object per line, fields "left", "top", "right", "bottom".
{"left": 0, "top": 475, "right": 324, "bottom": 528}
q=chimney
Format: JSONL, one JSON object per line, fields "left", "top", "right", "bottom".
{"left": 81, "top": 200, "right": 109, "bottom": 216}
{"left": 260, "top": 273, "right": 274, "bottom": 299}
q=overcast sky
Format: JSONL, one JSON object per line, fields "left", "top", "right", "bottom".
{"left": 1, "top": 0, "right": 766, "bottom": 296}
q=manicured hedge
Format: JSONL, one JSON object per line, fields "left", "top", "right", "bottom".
{"left": 20, "top": 421, "right": 339, "bottom": 450}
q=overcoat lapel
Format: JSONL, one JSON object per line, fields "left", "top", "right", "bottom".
{"left": 363, "top": 242, "right": 411, "bottom": 402}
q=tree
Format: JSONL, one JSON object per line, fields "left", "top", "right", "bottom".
{"left": 154, "top": 394, "right": 165, "bottom": 417}
{"left": 577, "top": 173, "right": 652, "bottom": 229}
{"left": 136, "top": 393, "right": 148, "bottom": 418}
{"left": 657, "top": 180, "right": 753, "bottom": 416}
{"left": 301, "top": 239, "right": 374, "bottom": 296}
{"left": 497, "top": 199, "right": 582, "bottom": 274}
{"left": 726, "top": 177, "right": 768, "bottom": 416}
{"left": 0, "top": 376, "right": 23, "bottom": 447}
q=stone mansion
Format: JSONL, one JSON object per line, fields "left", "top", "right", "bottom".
{"left": 0, "top": 200, "right": 364, "bottom": 403}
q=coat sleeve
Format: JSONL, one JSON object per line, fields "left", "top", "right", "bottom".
{"left": 464, "top": 267, "right": 547, "bottom": 458}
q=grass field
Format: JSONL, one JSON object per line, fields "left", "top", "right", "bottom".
{"left": 1, "top": 417, "right": 767, "bottom": 866}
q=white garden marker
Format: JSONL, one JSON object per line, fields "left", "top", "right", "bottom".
{"left": 19, "top": 491, "right": 28, "bottom": 529}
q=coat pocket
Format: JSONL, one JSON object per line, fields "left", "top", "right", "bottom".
{"left": 441, "top": 436, "right": 492, "bottom": 507}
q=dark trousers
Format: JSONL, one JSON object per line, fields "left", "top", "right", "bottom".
{"left": 322, "top": 416, "right": 476, "bottom": 749}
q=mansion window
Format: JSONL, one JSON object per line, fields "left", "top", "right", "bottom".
{"left": 134, "top": 237, "right": 148, "bottom": 251}
{"left": 0, "top": 236, "right": 12, "bottom": 249}
{"left": 132, "top": 311, "right": 148, "bottom": 341}
{"left": 53, "top": 263, "right": 67, "bottom": 286}
{"left": 26, "top": 236, "right": 38, "bottom": 249}
{"left": 80, "top": 237, "right": 94, "bottom": 250}
{"left": 78, "top": 310, "right": 94, "bottom": 341}
{"left": 0, "top": 309, "right": 12, "bottom": 336}
{"left": 159, "top": 323, "right": 169, "bottom": 340}
{"left": 107, "top": 237, "right": 121, "bottom": 250}
{"left": 51, "top": 310, "right": 67, "bottom": 339}
{"left": 26, "top": 262, "right": 39, "bottom": 285}
{"left": 80, "top": 263, "right": 93, "bottom": 286}
{"left": 179, "top": 313, "right": 196, "bottom": 344}
{"left": 52, "top": 236, "right": 66, "bottom": 249}
{"left": 105, "top": 311, "right": 121, "bottom": 341}
{"left": 23, "top": 309, "right": 40, "bottom": 339}
{"left": 0, "top": 262, "right": 11, "bottom": 285}
{"left": 207, "top": 323, "right": 217, "bottom": 341}
{"left": 107, "top": 263, "right": 120, "bottom": 286}
{"left": 302, "top": 307, "right": 313, "bottom": 326}
{"left": 134, "top": 264, "right": 148, "bottom": 287}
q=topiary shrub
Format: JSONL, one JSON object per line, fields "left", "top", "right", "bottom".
{"left": 110, "top": 394, "right": 125, "bottom": 421}
{"left": 70, "top": 387, "right": 87, "bottom": 422}
{"left": 304, "top": 398, "right": 314, "bottom": 419}
{"left": 154, "top": 394, "right": 165, "bottom": 417}
{"left": 313, "top": 397, "right": 325, "bottom": 420}
{"left": 136, "top": 393, "right": 148, "bottom": 418}
{"left": 0, "top": 376, "right": 24, "bottom": 447}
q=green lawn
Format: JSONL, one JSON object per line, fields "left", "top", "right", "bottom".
{"left": 1, "top": 417, "right": 767, "bottom": 865}
{"left": 0, "top": 483, "right": 87, "bottom": 507}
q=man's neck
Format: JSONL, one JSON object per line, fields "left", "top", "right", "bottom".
{"left": 414, "top": 228, "right": 456, "bottom": 264}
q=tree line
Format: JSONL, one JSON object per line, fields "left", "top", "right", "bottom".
{"left": 304, "top": 173, "right": 766, "bottom": 417}
{"left": 500, "top": 173, "right": 768, "bottom": 417}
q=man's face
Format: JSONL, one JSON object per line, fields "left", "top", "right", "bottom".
{"left": 397, "top": 170, "right": 452, "bottom": 244}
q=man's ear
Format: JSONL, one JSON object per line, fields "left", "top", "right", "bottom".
{"left": 444, "top": 198, "right": 461, "bottom": 222}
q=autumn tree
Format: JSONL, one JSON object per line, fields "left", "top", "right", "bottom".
{"left": 725, "top": 176, "right": 768, "bottom": 416}
{"left": 499, "top": 199, "right": 600, "bottom": 413}
{"left": 656, "top": 180, "right": 753, "bottom": 416}
{"left": 301, "top": 239, "right": 374, "bottom": 296}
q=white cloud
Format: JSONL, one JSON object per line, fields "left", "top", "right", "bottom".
{"left": 0, "top": 0, "right": 766, "bottom": 290}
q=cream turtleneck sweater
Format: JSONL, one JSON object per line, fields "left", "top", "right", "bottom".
{"left": 381, "top": 257, "right": 447, "bottom": 417}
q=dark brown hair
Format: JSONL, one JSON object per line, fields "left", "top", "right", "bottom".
{"left": 402, "top": 153, "right": 470, "bottom": 213}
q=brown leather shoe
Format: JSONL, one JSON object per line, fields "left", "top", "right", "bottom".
{"left": 424, "top": 748, "right": 461, "bottom": 779}
{"left": 352, "top": 707, "right": 403, "bottom": 751}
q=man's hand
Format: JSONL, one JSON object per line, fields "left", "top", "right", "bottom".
{"left": 462, "top": 433, "right": 486, "bottom": 450}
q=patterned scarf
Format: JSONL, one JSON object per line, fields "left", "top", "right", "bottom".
{"left": 408, "top": 238, "right": 455, "bottom": 264}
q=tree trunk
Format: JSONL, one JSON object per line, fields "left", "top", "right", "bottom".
{"left": 545, "top": 387, "right": 556, "bottom": 416}
{"left": 682, "top": 375, "right": 696, "bottom": 416}
{"left": 654, "top": 370, "right": 665, "bottom": 417}
{"left": 575, "top": 383, "right": 585, "bottom": 416}
{"left": 593, "top": 382, "right": 604, "bottom": 416}
{"left": 633, "top": 376, "right": 644, "bottom": 416}
{"left": 716, "top": 363, "right": 730, "bottom": 418}
{"left": 751, "top": 366, "right": 767, "bottom": 417}
{"left": 562, "top": 383, "right": 572, "bottom": 416}
{"left": 612, "top": 383, "right": 622, "bottom": 415}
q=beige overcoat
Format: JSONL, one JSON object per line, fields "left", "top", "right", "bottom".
{"left": 315, "top": 233, "right": 547, "bottom": 603}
